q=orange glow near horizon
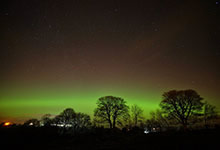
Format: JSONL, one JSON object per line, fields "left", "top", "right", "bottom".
{"left": 4, "top": 122, "right": 11, "bottom": 126}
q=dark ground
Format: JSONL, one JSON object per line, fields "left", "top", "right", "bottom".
{"left": 0, "top": 126, "right": 219, "bottom": 150}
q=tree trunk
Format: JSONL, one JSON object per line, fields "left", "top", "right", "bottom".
{"left": 113, "top": 117, "right": 116, "bottom": 128}
{"left": 134, "top": 115, "right": 137, "bottom": 126}
{"left": 182, "top": 120, "right": 187, "bottom": 131}
{"left": 109, "top": 119, "right": 112, "bottom": 128}
{"left": 183, "top": 124, "right": 187, "bottom": 131}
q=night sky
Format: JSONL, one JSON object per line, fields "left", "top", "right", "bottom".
{"left": 1, "top": 0, "right": 220, "bottom": 123}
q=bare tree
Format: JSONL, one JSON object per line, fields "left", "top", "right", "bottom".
{"left": 146, "top": 109, "right": 171, "bottom": 132}
{"left": 54, "top": 108, "right": 76, "bottom": 128}
{"left": 74, "top": 112, "right": 91, "bottom": 129}
{"left": 160, "top": 89, "right": 203, "bottom": 130}
{"left": 53, "top": 108, "right": 91, "bottom": 134}
{"left": 203, "top": 101, "right": 218, "bottom": 127}
{"left": 131, "top": 104, "right": 144, "bottom": 127}
{"left": 41, "top": 114, "right": 52, "bottom": 126}
{"left": 94, "top": 96, "right": 129, "bottom": 128}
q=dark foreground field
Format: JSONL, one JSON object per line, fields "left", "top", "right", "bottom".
{"left": 0, "top": 127, "right": 219, "bottom": 150}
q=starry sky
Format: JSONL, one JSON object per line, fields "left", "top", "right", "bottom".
{"left": 0, "top": 0, "right": 220, "bottom": 123}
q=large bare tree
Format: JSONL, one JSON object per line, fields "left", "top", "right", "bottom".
{"left": 160, "top": 89, "right": 203, "bottom": 129}
{"left": 94, "top": 96, "right": 129, "bottom": 128}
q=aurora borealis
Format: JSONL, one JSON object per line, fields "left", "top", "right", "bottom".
{"left": 1, "top": 0, "right": 220, "bottom": 123}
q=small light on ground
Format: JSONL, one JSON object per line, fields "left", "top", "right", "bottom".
{"left": 144, "top": 130, "right": 149, "bottom": 134}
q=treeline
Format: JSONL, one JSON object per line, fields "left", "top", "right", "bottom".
{"left": 5, "top": 89, "right": 219, "bottom": 134}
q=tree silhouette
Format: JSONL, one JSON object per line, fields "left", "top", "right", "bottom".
{"left": 130, "top": 104, "right": 144, "bottom": 127}
{"left": 41, "top": 114, "right": 52, "bottom": 126}
{"left": 146, "top": 109, "right": 170, "bottom": 132}
{"left": 203, "top": 101, "right": 218, "bottom": 127}
{"left": 73, "top": 112, "right": 91, "bottom": 129}
{"left": 94, "top": 96, "right": 129, "bottom": 128}
{"left": 53, "top": 108, "right": 91, "bottom": 134}
{"left": 53, "top": 108, "right": 76, "bottom": 128}
{"left": 160, "top": 89, "right": 203, "bottom": 130}
{"left": 146, "top": 115, "right": 160, "bottom": 132}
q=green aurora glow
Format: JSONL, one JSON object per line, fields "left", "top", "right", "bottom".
{"left": 1, "top": 80, "right": 219, "bottom": 123}
{"left": 1, "top": 1, "right": 220, "bottom": 123}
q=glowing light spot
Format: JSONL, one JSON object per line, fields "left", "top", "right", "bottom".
{"left": 144, "top": 130, "right": 149, "bottom": 134}
{"left": 4, "top": 122, "right": 11, "bottom": 126}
